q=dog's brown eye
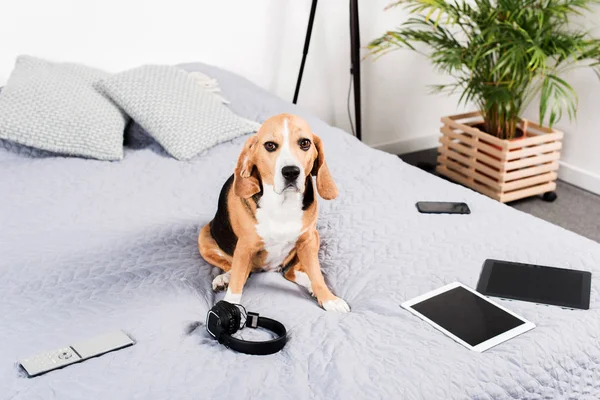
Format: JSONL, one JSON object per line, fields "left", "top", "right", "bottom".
{"left": 264, "top": 141, "right": 278, "bottom": 152}
{"left": 299, "top": 138, "right": 311, "bottom": 151}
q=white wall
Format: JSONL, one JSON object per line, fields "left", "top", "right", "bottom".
{"left": 1, "top": 0, "right": 599, "bottom": 193}
{"left": 0, "top": 0, "right": 368, "bottom": 132}
{"left": 537, "top": 67, "right": 600, "bottom": 195}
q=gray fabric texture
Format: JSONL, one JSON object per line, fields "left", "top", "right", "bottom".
{"left": 2, "top": 62, "right": 600, "bottom": 400}
{"left": 0, "top": 56, "right": 126, "bottom": 160}
{"left": 99, "top": 65, "right": 258, "bottom": 161}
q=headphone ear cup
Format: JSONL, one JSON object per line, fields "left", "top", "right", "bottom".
{"left": 227, "top": 316, "right": 239, "bottom": 334}
{"left": 227, "top": 303, "right": 241, "bottom": 335}
{"left": 215, "top": 301, "right": 241, "bottom": 335}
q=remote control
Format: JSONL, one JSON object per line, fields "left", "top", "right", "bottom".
{"left": 19, "top": 330, "right": 135, "bottom": 377}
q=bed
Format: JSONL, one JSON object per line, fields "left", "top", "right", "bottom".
{"left": 2, "top": 62, "right": 600, "bottom": 400}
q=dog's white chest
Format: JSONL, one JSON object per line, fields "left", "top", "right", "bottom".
{"left": 255, "top": 185, "right": 303, "bottom": 271}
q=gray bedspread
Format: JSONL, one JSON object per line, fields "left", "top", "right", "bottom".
{"left": 2, "top": 62, "right": 600, "bottom": 400}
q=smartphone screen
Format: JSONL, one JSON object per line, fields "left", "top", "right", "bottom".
{"left": 416, "top": 202, "right": 470, "bottom": 214}
{"left": 476, "top": 259, "right": 591, "bottom": 309}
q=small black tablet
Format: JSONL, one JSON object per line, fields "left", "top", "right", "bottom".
{"left": 477, "top": 259, "right": 592, "bottom": 310}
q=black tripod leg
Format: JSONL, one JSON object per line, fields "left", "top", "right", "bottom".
{"left": 293, "top": 0, "right": 318, "bottom": 104}
{"left": 349, "top": 0, "right": 362, "bottom": 141}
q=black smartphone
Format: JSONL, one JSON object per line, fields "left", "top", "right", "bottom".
{"left": 416, "top": 201, "right": 471, "bottom": 214}
{"left": 477, "top": 259, "right": 591, "bottom": 310}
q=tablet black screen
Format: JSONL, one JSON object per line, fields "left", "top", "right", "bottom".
{"left": 412, "top": 286, "right": 524, "bottom": 346}
{"left": 477, "top": 260, "right": 591, "bottom": 309}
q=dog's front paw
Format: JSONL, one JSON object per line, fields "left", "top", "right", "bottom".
{"left": 322, "top": 297, "right": 350, "bottom": 313}
{"left": 212, "top": 272, "right": 230, "bottom": 292}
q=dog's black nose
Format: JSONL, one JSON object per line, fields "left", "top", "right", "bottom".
{"left": 282, "top": 166, "right": 300, "bottom": 181}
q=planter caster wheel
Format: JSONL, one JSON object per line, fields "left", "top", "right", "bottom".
{"left": 542, "top": 191, "right": 557, "bottom": 202}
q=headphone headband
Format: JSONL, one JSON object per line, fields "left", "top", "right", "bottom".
{"left": 206, "top": 301, "right": 287, "bottom": 355}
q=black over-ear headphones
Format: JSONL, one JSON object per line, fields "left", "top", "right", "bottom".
{"left": 206, "top": 301, "right": 287, "bottom": 355}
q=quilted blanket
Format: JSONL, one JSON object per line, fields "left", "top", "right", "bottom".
{"left": 1, "top": 62, "right": 600, "bottom": 400}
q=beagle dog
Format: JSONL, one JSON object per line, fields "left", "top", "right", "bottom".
{"left": 198, "top": 113, "right": 349, "bottom": 312}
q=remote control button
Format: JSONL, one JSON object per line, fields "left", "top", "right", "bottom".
{"left": 58, "top": 351, "right": 72, "bottom": 360}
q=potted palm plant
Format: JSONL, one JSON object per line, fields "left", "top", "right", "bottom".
{"left": 368, "top": 0, "right": 600, "bottom": 203}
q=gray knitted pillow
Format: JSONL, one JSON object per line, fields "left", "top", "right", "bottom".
{"left": 98, "top": 65, "right": 258, "bottom": 161}
{"left": 0, "top": 56, "right": 126, "bottom": 160}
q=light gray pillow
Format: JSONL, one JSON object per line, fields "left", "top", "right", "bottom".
{"left": 98, "top": 65, "right": 258, "bottom": 161}
{"left": 0, "top": 56, "right": 126, "bottom": 160}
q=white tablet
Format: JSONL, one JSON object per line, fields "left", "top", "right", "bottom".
{"left": 401, "top": 282, "right": 535, "bottom": 352}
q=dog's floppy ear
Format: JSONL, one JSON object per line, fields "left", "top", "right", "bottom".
{"left": 234, "top": 135, "right": 261, "bottom": 198}
{"left": 311, "top": 134, "right": 338, "bottom": 200}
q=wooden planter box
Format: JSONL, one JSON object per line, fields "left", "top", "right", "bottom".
{"left": 436, "top": 111, "right": 563, "bottom": 203}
